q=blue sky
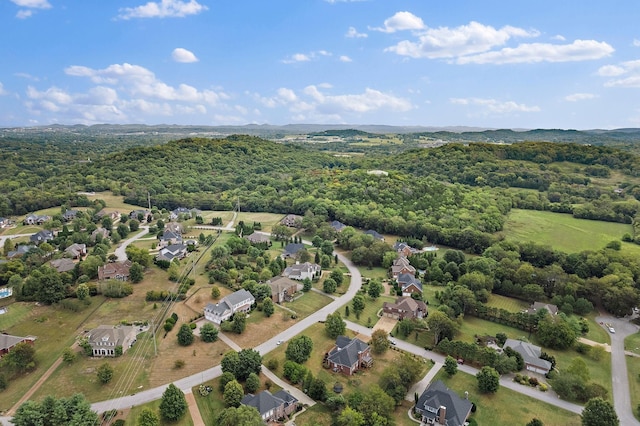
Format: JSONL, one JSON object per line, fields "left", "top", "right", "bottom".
{"left": 1, "top": 0, "right": 639, "bottom": 129}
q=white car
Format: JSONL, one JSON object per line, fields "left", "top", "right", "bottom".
{"left": 608, "top": 327, "right": 615, "bottom": 334}
{"left": 276, "top": 340, "right": 283, "bottom": 345}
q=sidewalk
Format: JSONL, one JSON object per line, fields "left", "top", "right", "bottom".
{"left": 405, "top": 361, "right": 444, "bottom": 401}
{"left": 184, "top": 390, "right": 206, "bottom": 426}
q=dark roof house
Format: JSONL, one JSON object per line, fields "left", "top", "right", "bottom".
{"left": 364, "top": 230, "right": 384, "bottom": 241}
{"left": 414, "top": 380, "right": 472, "bottom": 426}
{"left": 527, "top": 302, "right": 559, "bottom": 316}
{"left": 397, "top": 273, "right": 423, "bottom": 296}
{"left": 330, "top": 220, "right": 346, "bottom": 232}
{"left": 282, "top": 243, "right": 305, "bottom": 258}
{"left": 383, "top": 296, "right": 427, "bottom": 320}
{"left": 325, "top": 336, "right": 373, "bottom": 376}
{"left": 241, "top": 390, "right": 299, "bottom": 423}
{"left": 504, "top": 338, "right": 552, "bottom": 375}
{"left": 30, "top": 230, "right": 54, "bottom": 245}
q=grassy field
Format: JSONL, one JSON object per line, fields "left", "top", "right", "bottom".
{"left": 85, "top": 191, "right": 144, "bottom": 211}
{"left": 485, "top": 294, "right": 529, "bottom": 313}
{"left": 285, "top": 291, "right": 333, "bottom": 318}
{"left": 126, "top": 398, "right": 194, "bottom": 426}
{"left": 0, "top": 302, "right": 32, "bottom": 329}
{"left": 502, "top": 209, "right": 640, "bottom": 255}
{"left": 582, "top": 312, "right": 610, "bottom": 344}
{"left": 434, "top": 370, "right": 581, "bottom": 425}
{"left": 626, "top": 353, "right": 640, "bottom": 420}
{"left": 457, "top": 316, "right": 532, "bottom": 344}
{"left": 347, "top": 294, "right": 396, "bottom": 328}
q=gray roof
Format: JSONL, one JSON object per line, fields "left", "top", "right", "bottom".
{"left": 327, "top": 336, "right": 369, "bottom": 368}
{"left": 283, "top": 262, "right": 320, "bottom": 276}
{"left": 30, "top": 230, "right": 54, "bottom": 243}
{"left": 88, "top": 325, "right": 136, "bottom": 347}
{"left": 225, "top": 289, "right": 255, "bottom": 306}
{"left": 528, "top": 302, "right": 558, "bottom": 316}
{"left": 364, "top": 230, "right": 384, "bottom": 240}
{"left": 0, "top": 334, "right": 34, "bottom": 351}
{"left": 415, "top": 380, "right": 472, "bottom": 426}
{"left": 161, "top": 230, "right": 182, "bottom": 241}
{"left": 504, "top": 339, "right": 552, "bottom": 372}
{"left": 50, "top": 258, "right": 76, "bottom": 273}
{"left": 398, "top": 273, "right": 422, "bottom": 292}
{"left": 330, "top": 220, "right": 346, "bottom": 231}
{"left": 283, "top": 243, "right": 305, "bottom": 256}
{"left": 242, "top": 390, "right": 297, "bottom": 416}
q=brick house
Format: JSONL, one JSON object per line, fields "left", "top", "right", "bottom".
{"left": 0, "top": 334, "right": 36, "bottom": 357}
{"left": 325, "top": 336, "right": 373, "bottom": 375}
{"left": 383, "top": 296, "right": 427, "bottom": 320}
{"left": 98, "top": 260, "right": 133, "bottom": 281}
{"left": 397, "top": 273, "right": 423, "bottom": 297}
{"left": 241, "top": 390, "right": 298, "bottom": 423}
{"left": 267, "top": 276, "right": 299, "bottom": 303}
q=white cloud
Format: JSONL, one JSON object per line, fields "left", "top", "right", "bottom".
{"left": 457, "top": 40, "right": 614, "bottom": 64}
{"left": 598, "top": 59, "right": 640, "bottom": 88}
{"left": 346, "top": 26, "right": 367, "bottom": 38}
{"left": 372, "top": 11, "right": 425, "bottom": 34}
{"left": 172, "top": 47, "right": 199, "bottom": 63}
{"left": 552, "top": 35, "right": 566, "bottom": 41}
{"left": 16, "top": 9, "right": 33, "bottom": 18}
{"left": 118, "top": 0, "right": 207, "bottom": 20}
{"left": 0, "top": 83, "right": 8, "bottom": 96}
{"left": 564, "top": 93, "right": 597, "bottom": 102}
{"left": 339, "top": 55, "right": 352, "bottom": 62}
{"left": 386, "top": 21, "right": 538, "bottom": 59}
{"left": 10, "top": 0, "right": 51, "bottom": 8}
{"left": 282, "top": 51, "right": 334, "bottom": 64}
{"left": 450, "top": 97, "right": 540, "bottom": 114}
{"left": 634, "top": 39, "right": 640, "bottom": 47}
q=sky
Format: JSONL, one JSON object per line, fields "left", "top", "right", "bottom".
{"left": 1, "top": 0, "right": 640, "bottom": 129}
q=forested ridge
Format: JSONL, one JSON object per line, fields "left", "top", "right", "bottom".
{"left": 3, "top": 135, "right": 640, "bottom": 252}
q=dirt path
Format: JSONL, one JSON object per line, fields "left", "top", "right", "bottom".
{"left": 184, "top": 390, "right": 205, "bottom": 426}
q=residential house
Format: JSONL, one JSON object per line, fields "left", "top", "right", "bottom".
{"left": 7, "top": 245, "right": 33, "bottom": 259}
{"left": 393, "top": 241, "right": 419, "bottom": 257}
{"left": 390, "top": 257, "right": 416, "bottom": 279}
{"left": 62, "top": 209, "right": 79, "bottom": 222}
{"left": 0, "top": 217, "right": 10, "bottom": 228}
{"left": 267, "top": 276, "right": 299, "bottom": 303}
{"left": 397, "top": 273, "right": 423, "bottom": 297}
{"left": 129, "top": 209, "right": 152, "bottom": 222}
{"left": 503, "top": 338, "right": 552, "bottom": 375}
{"left": 98, "top": 260, "right": 133, "bottom": 281}
{"left": 204, "top": 289, "right": 255, "bottom": 324}
{"left": 23, "top": 214, "right": 50, "bottom": 225}
{"left": 244, "top": 232, "right": 271, "bottom": 245}
{"left": 282, "top": 243, "right": 305, "bottom": 259}
{"left": 159, "top": 230, "right": 183, "bottom": 248}
{"left": 325, "top": 336, "right": 373, "bottom": 375}
{"left": 87, "top": 325, "right": 137, "bottom": 357}
{"left": 50, "top": 258, "right": 76, "bottom": 273}
{"left": 169, "top": 207, "right": 200, "bottom": 221}
{"left": 30, "top": 230, "right": 54, "bottom": 245}
{"left": 383, "top": 296, "right": 428, "bottom": 320}
{"left": 164, "top": 222, "right": 185, "bottom": 234}
{"left": 283, "top": 262, "right": 321, "bottom": 281}
{"left": 330, "top": 220, "right": 346, "bottom": 232}
{"left": 0, "top": 334, "right": 36, "bottom": 357}
{"left": 526, "top": 302, "right": 559, "bottom": 316}
{"left": 280, "top": 214, "right": 303, "bottom": 228}
{"left": 65, "top": 243, "right": 87, "bottom": 259}
{"left": 156, "top": 244, "right": 188, "bottom": 262}
{"left": 241, "top": 390, "right": 299, "bottom": 423}
{"left": 91, "top": 227, "right": 110, "bottom": 242}
{"left": 364, "top": 230, "right": 384, "bottom": 241}
{"left": 414, "top": 380, "right": 472, "bottom": 426}
{"left": 95, "top": 209, "right": 120, "bottom": 222}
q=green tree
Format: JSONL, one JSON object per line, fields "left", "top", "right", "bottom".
{"left": 245, "top": 372, "right": 260, "bottom": 393}
{"left": 236, "top": 348, "right": 263, "bottom": 381}
{"left": 159, "top": 383, "right": 187, "bottom": 422}
{"left": 263, "top": 297, "right": 275, "bottom": 317}
{"left": 2, "top": 341, "right": 36, "bottom": 373}
{"left": 358, "top": 384, "right": 396, "bottom": 424}
{"left": 223, "top": 379, "right": 244, "bottom": 407}
{"left": 567, "top": 357, "right": 590, "bottom": 383}
{"left": 367, "top": 280, "right": 384, "bottom": 299}
{"left": 336, "top": 406, "right": 365, "bottom": 426}
{"left": 352, "top": 294, "right": 365, "bottom": 319}
{"left": 36, "top": 269, "right": 66, "bottom": 305}
{"left": 527, "top": 419, "right": 544, "bottom": 426}
{"left": 219, "top": 371, "right": 236, "bottom": 392}
{"left": 325, "top": 312, "right": 346, "bottom": 338}
{"left": 323, "top": 277, "right": 337, "bottom": 293}
{"left": 62, "top": 347, "right": 76, "bottom": 364}
{"left": 11, "top": 394, "right": 98, "bottom": 426}
{"left": 97, "top": 362, "right": 114, "bottom": 384}
{"left": 370, "top": 329, "right": 390, "bottom": 355}
{"left": 3, "top": 237, "right": 14, "bottom": 256}
{"left": 232, "top": 312, "right": 247, "bottom": 334}
{"left": 581, "top": 397, "right": 619, "bottom": 426}
{"left": 177, "top": 323, "right": 194, "bottom": 346}
{"left": 200, "top": 323, "right": 219, "bottom": 343}
{"left": 75, "top": 283, "right": 89, "bottom": 301}
{"left": 216, "top": 406, "right": 263, "bottom": 426}
{"left": 211, "top": 285, "right": 221, "bottom": 299}
{"left": 129, "top": 262, "right": 144, "bottom": 283}
{"left": 444, "top": 355, "right": 458, "bottom": 376}
{"left": 221, "top": 351, "right": 241, "bottom": 378}
{"left": 285, "top": 335, "right": 314, "bottom": 363}
{"left": 537, "top": 315, "right": 577, "bottom": 349}
{"left": 476, "top": 366, "right": 500, "bottom": 393}
{"left": 309, "top": 377, "right": 328, "bottom": 401}
{"left": 302, "top": 277, "right": 312, "bottom": 292}
{"left": 125, "top": 245, "right": 152, "bottom": 267}
{"left": 426, "top": 310, "right": 458, "bottom": 345}
{"left": 137, "top": 408, "right": 160, "bottom": 426}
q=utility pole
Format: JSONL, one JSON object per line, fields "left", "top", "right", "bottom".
{"left": 147, "top": 192, "right": 151, "bottom": 210}
{"left": 151, "top": 319, "right": 157, "bottom": 356}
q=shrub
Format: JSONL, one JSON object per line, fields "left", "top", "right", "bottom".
{"left": 174, "top": 359, "right": 185, "bottom": 369}
{"left": 528, "top": 377, "right": 539, "bottom": 387}
{"left": 266, "top": 358, "right": 279, "bottom": 371}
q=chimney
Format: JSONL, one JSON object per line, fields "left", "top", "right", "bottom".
{"left": 438, "top": 406, "right": 446, "bottom": 425}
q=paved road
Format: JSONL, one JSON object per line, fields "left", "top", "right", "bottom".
{"left": 0, "top": 233, "right": 35, "bottom": 248}
{"left": 597, "top": 314, "right": 640, "bottom": 426}
{"left": 114, "top": 226, "right": 149, "bottom": 261}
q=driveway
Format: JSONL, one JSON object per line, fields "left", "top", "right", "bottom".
{"left": 114, "top": 226, "right": 149, "bottom": 261}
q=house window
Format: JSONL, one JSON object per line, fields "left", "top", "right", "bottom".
{"left": 426, "top": 406, "right": 438, "bottom": 414}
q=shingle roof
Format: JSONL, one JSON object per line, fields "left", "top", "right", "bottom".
{"left": 225, "top": 289, "right": 255, "bottom": 306}
{"left": 416, "top": 380, "right": 472, "bottom": 426}
{"left": 398, "top": 273, "right": 422, "bottom": 292}
{"left": 504, "top": 339, "right": 552, "bottom": 372}
{"left": 0, "top": 334, "right": 34, "bottom": 351}
{"left": 327, "top": 336, "right": 369, "bottom": 368}
{"left": 364, "top": 230, "right": 384, "bottom": 240}
{"left": 283, "top": 243, "right": 305, "bottom": 256}
{"left": 242, "top": 390, "right": 295, "bottom": 417}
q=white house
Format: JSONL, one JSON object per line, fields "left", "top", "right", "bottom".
{"left": 283, "top": 262, "right": 321, "bottom": 281}
{"left": 204, "top": 289, "right": 255, "bottom": 324}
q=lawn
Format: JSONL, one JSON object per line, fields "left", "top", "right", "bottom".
{"left": 502, "top": 209, "right": 640, "bottom": 255}
{"left": 625, "top": 332, "right": 640, "bottom": 355}
{"left": 236, "top": 212, "right": 288, "bottom": 232}
{"left": 85, "top": 191, "right": 144, "bottom": 212}
{"left": 434, "top": 370, "right": 581, "bottom": 426}
{"left": 126, "top": 398, "right": 194, "bottom": 426}
{"left": 2, "top": 225, "right": 43, "bottom": 236}
{"left": 284, "top": 291, "right": 333, "bottom": 318}
{"left": 294, "top": 400, "right": 419, "bottom": 426}
{"left": 457, "top": 316, "right": 531, "bottom": 344}
{"left": 626, "top": 354, "right": 640, "bottom": 420}
{"left": 485, "top": 294, "right": 529, "bottom": 313}
{"left": 582, "top": 312, "right": 609, "bottom": 344}
{"left": 0, "top": 301, "right": 32, "bottom": 330}
{"left": 346, "top": 294, "right": 396, "bottom": 329}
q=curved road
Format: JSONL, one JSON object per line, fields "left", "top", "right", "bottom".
{"left": 114, "top": 226, "right": 150, "bottom": 261}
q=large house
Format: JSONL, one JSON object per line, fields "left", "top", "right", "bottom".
{"left": 0, "top": 334, "right": 36, "bottom": 357}
{"left": 330, "top": 220, "right": 346, "bottom": 232}
{"left": 164, "top": 222, "right": 185, "bottom": 235}
{"left": 98, "top": 260, "right": 133, "bottom": 281}
{"left": 241, "top": 390, "right": 299, "bottom": 423}
{"left": 23, "top": 214, "right": 50, "bottom": 225}
{"left": 280, "top": 214, "right": 302, "bottom": 228}
{"left": 390, "top": 257, "right": 416, "bottom": 279}
{"left": 129, "top": 209, "right": 152, "bottom": 222}
{"left": 283, "top": 262, "right": 321, "bottom": 281}
{"left": 325, "top": 336, "right": 373, "bottom": 376}
{"left": 393, "top": 241, "right": 419, "bottom": 257}
{"left": 204, "top": 289, "right": 255, "bottom": 324}
{"left": 7, "top": 245, "right": 34, "bottom": 259}
{"left": 87, "top": 325, "right": 138, "bottom": 357}
{"left": 397, "top": 273, "right": 423, "bottom": 297}
{"left": 65, "top": 243, "right": 87, "bottom": 259}
{"left": 282, "top": 243, "right": 305, "bottom": 259}
{"left": 414, "top": 380, "right": 472, "bottom": 426}
{"left": 159, "top": 230, "right": 182, "bottom": 248}
{"left": 30, "top": 230, "right": 54, "bottom": 245}
{"left": 503, "top": 338, "right": 552, "bottom": 375}
{"left": 50, "top": 258, "right": 76, "bottom": 273}
{"left": 383, "top": 296, "right": 427, "bottom": 320}
{"left": 267, "top": 276, "right": 299, "bottom": 303}
{"left": 91, "top": 227, "right": 110, "bottom": 242}
{"left": 527, "top": 302, "right": 559, "bottom": 316}
{"left": 62, "top": 209, "right": 79, "bottom": 222}
{"left": 156, "top": 244, "right": 188, "bottom": 262}
{"left": 169, "top": 207, "right": 200, "bottom": 221}
{"left": 0, "top": 217, "right": 11, "bottom": 228}
{"left": 244, "top": 232, "right": 271, "bottom": 245}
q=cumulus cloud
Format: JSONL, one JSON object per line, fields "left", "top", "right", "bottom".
{"left": 256, "top": 85, "right": 412, "bottom": 122}
{"left": 346, "top": 26, "right": 367, "bottom": 38}
{"left": 386, "top": 21, "right": 538, "bottom": 59}
{"left": 372, "top": 11, "right": 425, "bottom": 33}
{"left": 450, "top": 97, "right": 540, "bottom": 114}
{"left": 339, "top": 55, "right": 353, "bottom": 62}
{"left": 172, "top": 47, "right": 199, "bottom": 63}
{"left": 564, "top": 93, "right": 597, "bottom": 102}
{"left": 10, "top": 0, "right": 51, "bottom": 18}
{"left": 598, "top": 59, "right": 640, "bottom": 88}
{"left": 118, "top": 0, "right": 207, "bottom": 20}
{"left": 457, "top": 40, "right": 614, "bottom": 64}
{"left": 282, "top": 51, "right": 333, "bottom": 64}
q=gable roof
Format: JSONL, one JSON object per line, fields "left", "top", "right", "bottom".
{"left": 242, "top": 390, "right": 297, "bottom": 416}
{"left": 283, "top": 243, "right": 305, "bottom": 256}
{"left": 283, "top": 262, "right": 320, "bottom": 276}
{"left": 50, "top": 258, "right": 76, "bottom": 273}
{"left": 160, "top": 230, "right": 182, "bottom": 241}
{"left": 327, "top": 336, "right": 370, "bottom": 368}
{"left": 386, "top": 296, "right": 427, "bottom": 313}
{"left": 98, "top": 260, "right": 132, "bottom": 280}
{"left": 87, "top": 325, "right": 136, "bottom": 346}
{"left": 268, "top": 276, "right": 299, "bottom": 293}
{"left": 416, "top": 380, "right": 472, "bottom": 426}
{"left": 65, "top": 243, "right": 86, "bottom": 257}
{"left": 397, "top": 273, "right": 422, "bottom": 291}
{"left": 0, "top": 334, "right": 35, "bottom": 351}
{"left": 30, "top": 230, "right": 54, "bottom": 243}
{"left": 245, "top": 232, "right": 270, "bottom": 244}
{"left": 364, "top": 230, "right": 384, "bottom": 240}
{"left": 330, "top": 220, "right": 346, "bottom": 231}
{"left": 504, "top": 339, "right": 552, "bottom": 371}
{"left": 528, "top": 302, "right": 558, "bottom": 316}
{"left": 225, "top": 289, "right": 255, "bottom": 306}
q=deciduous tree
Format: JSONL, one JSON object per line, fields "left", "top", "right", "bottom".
{"left": 581, "top": 397, "right": 618, "bottom": 426}
{"left": 223, "top": 379, "right": 244, "bottom": 407}
{"left": 159, "top": 383, "right": 187, "bottom": 422}
{"left": 97, "top": 362, "right": 113, "bottom": 384}
{"left": 177, "top": 323, "right": 194, "bottom": 346}
{"left": 476, "top": 366, "right": 500, "bottom": 393}
{"left": 370, "top": 329, "right": 390, "bottom": 354}
{"left": 325, "top": 312, "right": 346, "bottom": 338}
{"left": 285, "top": 335, "right": 314, "bottom": 364}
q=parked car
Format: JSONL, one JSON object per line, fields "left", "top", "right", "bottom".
{"left": 608, "top": 327, "right": 615, "bottom": 333}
